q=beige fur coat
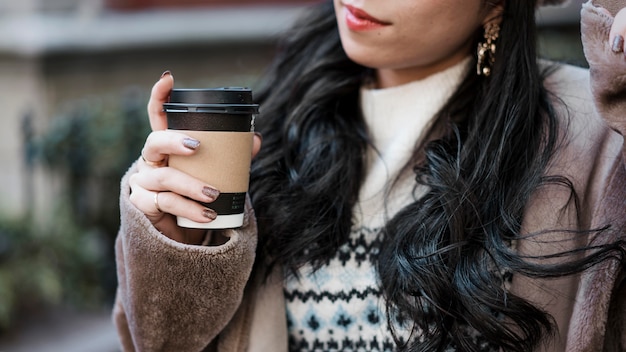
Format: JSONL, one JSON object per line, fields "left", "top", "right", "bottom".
{"left": 113, "top": 1, "right": 626, "bottom": 350}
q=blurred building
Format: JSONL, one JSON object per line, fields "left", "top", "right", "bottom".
{"left": 0, "top": 0, "right": 584, "bottom": 219}
{"left": 0, "top": 0, "right": 311, "bottom": 218}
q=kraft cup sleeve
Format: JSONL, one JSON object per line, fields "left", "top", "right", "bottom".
{"left": 168, "top": 130, "right": 253, "bottom": 229}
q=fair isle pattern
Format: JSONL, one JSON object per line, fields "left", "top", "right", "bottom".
{"left": 284, "top": 226, "right": 401, "bottom": 351}
{"left": 283, "top": 226, "right": 506, "bottom": 351}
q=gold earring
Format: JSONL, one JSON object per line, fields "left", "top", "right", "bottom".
{"left": 476, "top": 22, "right": 500, "bottom": 77}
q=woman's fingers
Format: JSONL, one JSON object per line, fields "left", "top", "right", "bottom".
{"left": 252, "top": 132, "right": 262, "bottom": 158}
{"left": 128, "top": 185, "right": 166, "bottom": 221}
{"left": 130, "top": 186, "right": 217, "bottom": 224}
{"left": 129, "top": 168, "right": 219, "bottom": 225}
{"left": 139, "top": 130, "right": 201, "bottom": 168}
{"left": 148, "top": 71, "right": 174, "bottom": 131}
{"left": 132, "top": 167, "right": 219, "bottom": 202}
{"left": 609, "top": 8, "right": 626, "bottom": 53}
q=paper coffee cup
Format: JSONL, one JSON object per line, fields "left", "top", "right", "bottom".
{"left": 164, "top": 88, "right": 258, "bottom": 229}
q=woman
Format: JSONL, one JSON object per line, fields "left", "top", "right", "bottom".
{"left": 115, "top": 0, "right": 626, "bottom": 351}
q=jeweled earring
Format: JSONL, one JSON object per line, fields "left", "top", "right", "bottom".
{"left": 476, "top": 22, "right": 500, "bottom": 76}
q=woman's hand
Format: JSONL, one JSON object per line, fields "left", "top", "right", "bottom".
{"left": 581, "top": 3, "right": 626, "bottom": 135}
{"left": 128, "top": 72, "right": 261, "bottom": 244}
{"left": 608, "top": 7, "right": 626, "bottom": 53}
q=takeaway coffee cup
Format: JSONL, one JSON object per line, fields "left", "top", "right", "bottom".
{"left": 164, "top": 87, "right": 258, "bottom": 229}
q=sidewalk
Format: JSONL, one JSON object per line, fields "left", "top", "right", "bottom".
{"left": 0, "top": 307, "right": 120, "bottom": 352}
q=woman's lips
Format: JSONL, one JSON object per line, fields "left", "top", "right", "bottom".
{"left": 344, "top": 4, "right": 391, "bottom": 31}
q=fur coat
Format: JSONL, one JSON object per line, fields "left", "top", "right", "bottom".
{"left": 113, "top": 1, "right": 626, "bottom": 350}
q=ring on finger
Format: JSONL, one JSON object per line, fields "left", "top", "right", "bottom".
{"left": 154, "top": 191, "right": 163, "bottom": 213}
{"left": 141, "top": 150, "right": 166, "bottom": 167}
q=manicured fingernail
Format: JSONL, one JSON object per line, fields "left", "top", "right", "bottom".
{"left": 612, "top": 35, "right": 624, "bottom": 53}
{"left": 202, "top": 208, "right": 217, "bottom": 220}
{"left": 254, "top": 131, "right": 263, "bottom": 142}
{"left": 183, "top": 138, "right": 200, "bottom": 150}
{"left": 160, "top": 70, "right": 171, "bottom": 78}
{"left": 202, "top": 186, "right": 220, "bottom": 200}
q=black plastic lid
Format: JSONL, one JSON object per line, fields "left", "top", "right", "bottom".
{"left": 164, "top": 88, "right": 259, "bottom": 114}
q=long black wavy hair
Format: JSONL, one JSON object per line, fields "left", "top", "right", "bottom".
{"left": 249, "top": 0, "right": 623, "bottom": 351}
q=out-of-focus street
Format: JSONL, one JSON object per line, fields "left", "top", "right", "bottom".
{"left": 0, "top": 307, "right": 119, "bottom": 352}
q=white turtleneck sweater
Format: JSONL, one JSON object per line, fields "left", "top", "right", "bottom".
{"left": 284, "top": 59, "right": 475, "bottom": 351}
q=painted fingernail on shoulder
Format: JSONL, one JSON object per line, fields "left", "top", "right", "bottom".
{"left": 612, "top": 35, "right": 624, "bottom": 53}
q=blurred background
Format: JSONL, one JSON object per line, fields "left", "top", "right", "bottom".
{"left": 0, "top": 0, "right": 588, "bottom": 351}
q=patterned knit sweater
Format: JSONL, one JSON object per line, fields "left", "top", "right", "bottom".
{"left": 283, "top": 59, "right": 485, "bottom": 351}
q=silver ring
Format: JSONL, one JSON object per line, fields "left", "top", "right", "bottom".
{"left": 141, "top": 150, "right": 166, "bottom": 167}
{"left": 154, "top": 192, "right": 163, "bottom": 213}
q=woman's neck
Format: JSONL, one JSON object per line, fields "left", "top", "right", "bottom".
{"left": 375, "top": 50, "right": 472, "bottom": 88}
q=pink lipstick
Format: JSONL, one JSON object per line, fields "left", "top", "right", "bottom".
{"left": 344, "top": 4, "right": 391, "bottom": 31}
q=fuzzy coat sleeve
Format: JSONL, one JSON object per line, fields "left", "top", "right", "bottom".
{"left": 112, "top": 162, "right": 258, "bottom": 352}
{"left": 509, "top": 2, "right": 626, "bottom": 351}
{"left": 579, "top": 0, "right": 626, "bottom": 350}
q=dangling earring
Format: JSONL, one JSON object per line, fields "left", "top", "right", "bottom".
{"left": 476, "top": 22, "right": 500, "bottom": 76}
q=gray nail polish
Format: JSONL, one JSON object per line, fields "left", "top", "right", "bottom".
{"left": 202, "top": 186, "right": 220, "bottom": 201}
{"left": 202, "top": 208, "right": 217, "bottom": 220}
{"left": 612, "top": 35, "right": 624, "bottom": 53}
{"left": 183, "top": 138, "right": 201, "bottom": 150}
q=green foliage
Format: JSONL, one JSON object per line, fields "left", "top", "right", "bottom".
{"left": 0, "top": 207, "right": 105, "bottom": 331}
{"left": 38, "top": 88, "right": 150, "bottom": 179}
{"left": 35, "top": 88, "right": 150, "bottom": 234}
{"left": 0, "top": 87, "right": 151, "bottom": 332}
